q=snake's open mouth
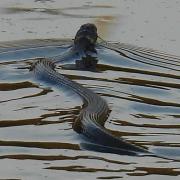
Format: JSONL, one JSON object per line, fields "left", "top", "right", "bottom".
{"left": 74, "top": 23, "right": 98, "bottom": 51}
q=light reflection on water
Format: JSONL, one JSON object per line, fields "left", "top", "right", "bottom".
{"left": 0, "top": 0, "right": 180, "bottom": 180}
{"left": 0, "top": 38, "right": 180, "bottom": 180}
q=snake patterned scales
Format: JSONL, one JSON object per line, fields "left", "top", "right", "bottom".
{"left": 31, "top": 58, "right": 149, "bottom": 155}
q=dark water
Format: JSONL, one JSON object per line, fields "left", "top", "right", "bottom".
{"left": 0, "top": 39, "right": 180, "bottom": 180}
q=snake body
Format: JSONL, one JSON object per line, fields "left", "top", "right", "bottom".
{"left": 32, "top": 58, "right": 148, "bottom": 155}
{"left": 31, "top": 24, "right": 149, "bottom": 155}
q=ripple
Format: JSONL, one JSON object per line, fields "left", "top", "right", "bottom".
{"left": 0, "top": 38, "right": 180, "bottom": 179}
{"left": 0, "top": 140, "right": 80, "bottom": 150}
{"left": 0, "top": 81, "right": 38, "bottom": 91}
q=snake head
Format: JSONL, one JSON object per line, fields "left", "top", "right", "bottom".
{"left": 74, "top": 23, "right": 98, "bottom": 52}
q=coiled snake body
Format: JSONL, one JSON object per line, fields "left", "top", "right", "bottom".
{"left": 31, "top": 24, "right": 148, "bottom": 155}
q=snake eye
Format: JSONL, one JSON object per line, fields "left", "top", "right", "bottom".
{"left": 81, "top": 24, "right": 87, "bottom": 29}
{"left": 80, "top": 23, "right": 97, "bottom": 33}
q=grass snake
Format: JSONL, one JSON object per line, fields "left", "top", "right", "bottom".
{"left": 31, "top": 24, "right": 152, "bottom": 156}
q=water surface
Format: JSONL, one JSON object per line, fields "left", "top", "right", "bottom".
{"left": 0, "top": 0, "right": 180, "bottom": 180}
{"left": 0, "top": 39, "right": 180, "bottom": 180}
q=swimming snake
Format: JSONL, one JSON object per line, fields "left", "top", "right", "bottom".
{"left": 31, "top": 24, "right": 149, "bottom": 155}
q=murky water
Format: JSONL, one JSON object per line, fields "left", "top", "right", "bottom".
{"left": 0, "top": 0, "right": 180, "bottom": 180}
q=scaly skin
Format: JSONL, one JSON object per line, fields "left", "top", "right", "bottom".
{"left": 31, "top": 24, "right": 149, "bottom": 155}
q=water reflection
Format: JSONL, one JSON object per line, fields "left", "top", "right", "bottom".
{"left": 0, "top": 39, "right": 180, "bottom": 179}
{"left": 95, "top": 15, "right": 118, "bottom": 39}
{"left": 1, "top": 5, "right": 115, "bottom": 19}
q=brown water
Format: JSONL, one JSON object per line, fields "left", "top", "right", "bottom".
{"left": 0, "top": 1, "right": 180, "bottom": 180}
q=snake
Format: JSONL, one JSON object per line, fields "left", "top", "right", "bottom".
{"left": 31, "top": 24, "right": 150, "bottom": 156}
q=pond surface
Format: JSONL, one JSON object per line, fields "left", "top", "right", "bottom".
{"left": 0, "top": 0, "right": 180, "bottom": 180}
{"left": 0, "top": 38, "right": 180, "bottom": 180}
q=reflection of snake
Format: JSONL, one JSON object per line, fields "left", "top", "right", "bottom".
{"left": 31, "top": 24, "right": 148, "bottom": 155}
